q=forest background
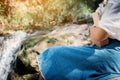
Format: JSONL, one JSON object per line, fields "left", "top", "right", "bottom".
{"left": 0, "top": 0, "right": 102, "bottom": 33}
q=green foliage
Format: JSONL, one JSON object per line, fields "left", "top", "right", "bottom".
{"left": 0, "top": 0, "right": 93, "bottom": 31}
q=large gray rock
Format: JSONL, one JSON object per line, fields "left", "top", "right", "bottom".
{"left": 12, "top": 24, "right": 92, "bottom": 80}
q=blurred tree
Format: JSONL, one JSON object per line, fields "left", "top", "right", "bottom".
{"left": 0, "top": 0, "right": 103, "bottom": 31}
{"left": 86, "top": 0, "right": 103, "bottom": 11}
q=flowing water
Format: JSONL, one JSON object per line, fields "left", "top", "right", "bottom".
{"left": 0, "top": 31, "right": 28, "bottom": 80}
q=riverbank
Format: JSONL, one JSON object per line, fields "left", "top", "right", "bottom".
{"left": 0, "top": 23, "right": 92, "bottom": 80}
{"left": 10, "top": 24, "right": 92, "bottom": 80}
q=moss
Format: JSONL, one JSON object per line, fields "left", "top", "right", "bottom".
{"left": 21, "top": 50, "right": 27, "bottom": 58}
{"left": 67, "top": 40, "right": 73, "bottom": 45}
{"left": 47, "top": 38, "right": 58, "bottom": 44}
{"left": 61, "top": 35, "right": 67, "bottom": 39}
{"left": 23, "top": 37, "right": 47, "bottom": 50}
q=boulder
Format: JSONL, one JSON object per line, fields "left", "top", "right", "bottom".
{"left": 12, "top": 24, "right": 92, "bottom": 80}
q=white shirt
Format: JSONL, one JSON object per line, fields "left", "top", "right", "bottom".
{"left": 109, "top": 0, "right": 120, "bottom": 3}
{"left": 98, "top": 2, "right": 120, "bottom": 41}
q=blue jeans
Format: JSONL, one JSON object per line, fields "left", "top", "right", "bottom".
{"left": 37, "top": 39, "right": 120, "bottom": 80}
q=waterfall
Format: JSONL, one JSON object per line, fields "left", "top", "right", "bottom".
{"left": 0, "top": 31, "right": 28, "bottom": 80}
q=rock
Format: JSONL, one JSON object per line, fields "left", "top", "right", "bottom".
{"left": 0, "top": 36, "right": 4, "bottom": 49}
{"left": 0, "top": 37, "right": 4, "bottom": 42}
{"left": 14, "top": 24, "right": 92, "bottom": 80}
{"left": 9, "top": 70, "right": 39, "bottom": 80}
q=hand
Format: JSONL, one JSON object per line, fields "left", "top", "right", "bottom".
{"left": 94, "top": 38, "right": 109, "bottom": 47}
{"left": 90, "top": 27, "right": 109, "bottom": 47}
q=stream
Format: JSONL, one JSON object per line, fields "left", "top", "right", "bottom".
{"left": 0, "top": 31, "right": 28, "bottom": 80}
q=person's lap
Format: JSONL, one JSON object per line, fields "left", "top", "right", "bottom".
{"left": 37, "top": 39, "right": 120, "bottom": 80}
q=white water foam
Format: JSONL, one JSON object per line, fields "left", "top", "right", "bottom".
{"left": 0, "top": 31, "right": 28, "bottom": 80}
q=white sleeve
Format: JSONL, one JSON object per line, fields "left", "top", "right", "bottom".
{"left": 98, "top": 3, "right": 120, "bottom": 41}
{"left": 95, "top": 3, "right": 105, "bottom": 18}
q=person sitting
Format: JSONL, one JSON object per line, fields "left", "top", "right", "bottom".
{"left": 37, "top": 0, "right": 120, "bottom": 80}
